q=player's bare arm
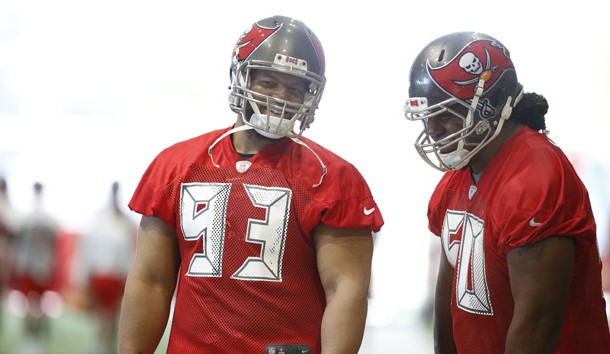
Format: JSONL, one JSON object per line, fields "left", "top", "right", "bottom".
{"left": 118, "top": 216, "right": 180, "bottom": 354}
{"left": 433, "top": 248, "right": 457, "bottom": 354}
{"left": 505, "top": 236, "right": 575, "bottom": 353}
{"left": 314, "top": 224, "right": 373, "bottom": 354}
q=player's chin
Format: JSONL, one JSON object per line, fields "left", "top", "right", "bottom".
{"left": 438, "top": 146, "right": 457, "bottom": 155}
{"left": 254, "top": 130, "right": 271, "bottom": 140}
{"left": 250, "top": 128, "right": 280, "bottom": 141}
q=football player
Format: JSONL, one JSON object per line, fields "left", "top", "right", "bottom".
{"left": 403, "top": 31, "right": 610, "bottom": 353}
{"left": 0, "top": 178, "right": 18, "bottom": 333}
{"left": 118, "top": 15, "right": 383, "bottom": 354}
{"left": 11, "top": 182, "right": 60, "bottom": 351}
{"left": 80, "top": 181, "right": 136, "bottom": 354}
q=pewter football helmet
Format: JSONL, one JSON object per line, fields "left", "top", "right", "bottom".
{"left": 229, "top": 15, "right": 326, "bottom": 139}
{"left": 404, "top": 32, "right": 523, "bottom": 171}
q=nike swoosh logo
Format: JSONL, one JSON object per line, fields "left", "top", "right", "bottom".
{"left": 529, "top": 218, "right": 542, "bottom": 227}
{"left": 363, "top": 207, "right": 375, "bottom": 216}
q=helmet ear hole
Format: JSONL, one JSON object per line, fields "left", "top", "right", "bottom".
{"left": 472, "top": 117, "right": 492, "bottom": 135}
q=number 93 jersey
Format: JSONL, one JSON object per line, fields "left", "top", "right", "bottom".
{"left": 129, "top": 126, "right": 384, "bottom": 353}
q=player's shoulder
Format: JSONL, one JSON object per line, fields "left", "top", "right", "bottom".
{"left": 435, "top": 168, "right": 469, "bottom": 191}
{"left": 502, "top": 128, "right": 575, "bottom": 184}
{"left": 20, "top": 210, "right": 60, "bottom": 234}
{"left": 138, "top": 127, "right": 231, "bottom": 187}
{"left": 429, "top": 169, "right": 469, "bottom": 206}
{"left": 512, "top": 128, "right": 567, "bottom": 164}
{"left": 489, "top": 128, "right": 584, "bottom": 206}
{"left": 296, "top": 136, "right": 357, "bottom": 170}
{"left": 152, "top": 127, "right": 229, "bottom": 166}
{"left": 160, "top": 127, "right": 228, "bottom": 156}
{"left": 291, "top": 136, "right": 370, "bottom": 189}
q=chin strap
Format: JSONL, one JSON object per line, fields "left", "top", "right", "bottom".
{"left": 208, "top": 125, "right": 327, "bottom": 188}
{"left": 289, "top": 137, "right": 327, "bottom": 188}
{"left": 208, "top": 125, "right": 252, "bottom": 168}
{"left": 458, "top": 80, "right": 520, "bottom": 166}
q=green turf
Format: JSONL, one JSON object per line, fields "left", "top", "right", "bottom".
{"left": 0, "top": 308, "right": 170, "bottom": 354}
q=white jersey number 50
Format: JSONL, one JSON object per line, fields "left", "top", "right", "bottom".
{"left": 441, "top": 210, "right": 493, "bottom": 315}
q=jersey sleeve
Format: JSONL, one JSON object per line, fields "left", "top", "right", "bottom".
{"left": 316, "top": 161, "right": 384, "bottom": 233}
{"left": 494, "top": 146, "right": 596, "bottom": 254}
{"left": 128, "top": 148, "right": 180, "bottom": 229}
{"left": 428, "top": 173, "right": 454, "bottom": 237}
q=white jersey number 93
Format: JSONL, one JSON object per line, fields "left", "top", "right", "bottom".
{"left": 180, "top": 182, "right": 291, "bottom": 282}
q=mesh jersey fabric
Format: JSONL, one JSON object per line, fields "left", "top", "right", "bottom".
{"left": 129, "top": 126, "right": 384, "bottom": 353}
{"left": 428, "top": 127, "right": 610, "bottom": 353}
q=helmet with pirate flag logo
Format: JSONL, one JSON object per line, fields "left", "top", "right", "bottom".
{"left": 210, "top": 15, "right": 329, "bottom": 187}
{"left": 228, "top": 15, "right": 326, "bottom": 139}
{"left": 403, "top": 32, "right": 524, "bottom": 171}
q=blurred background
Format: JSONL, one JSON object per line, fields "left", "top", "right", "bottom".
{"left": 1, "top": 0, "right": 609, "bottom": 353}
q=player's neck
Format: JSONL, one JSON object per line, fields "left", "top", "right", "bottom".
{"left": 232, "top": 118, "right": 280, "bottom": 155}
{"left": 469, "top": 123, "right": 523, "bottom": 174}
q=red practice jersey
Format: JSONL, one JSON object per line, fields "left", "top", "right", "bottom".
{"left": 129, "top": 126, "right": 384, "bottom": 353}
{"left": 428, "top": 127, "right": 610, "bottom": 353}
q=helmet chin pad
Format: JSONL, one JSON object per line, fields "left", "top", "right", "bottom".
{"left": 439, "top": 148, "right": 471, "bottom": 170}
{"left": 249, "top": 113, "right": 293, "bottom": 139}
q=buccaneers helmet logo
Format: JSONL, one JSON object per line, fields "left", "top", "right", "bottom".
{"left": 233, "top": 22, "right": 281, "bottom": 62}
{"left": 427, "top": 39, "right": 515, "bottom": 101}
